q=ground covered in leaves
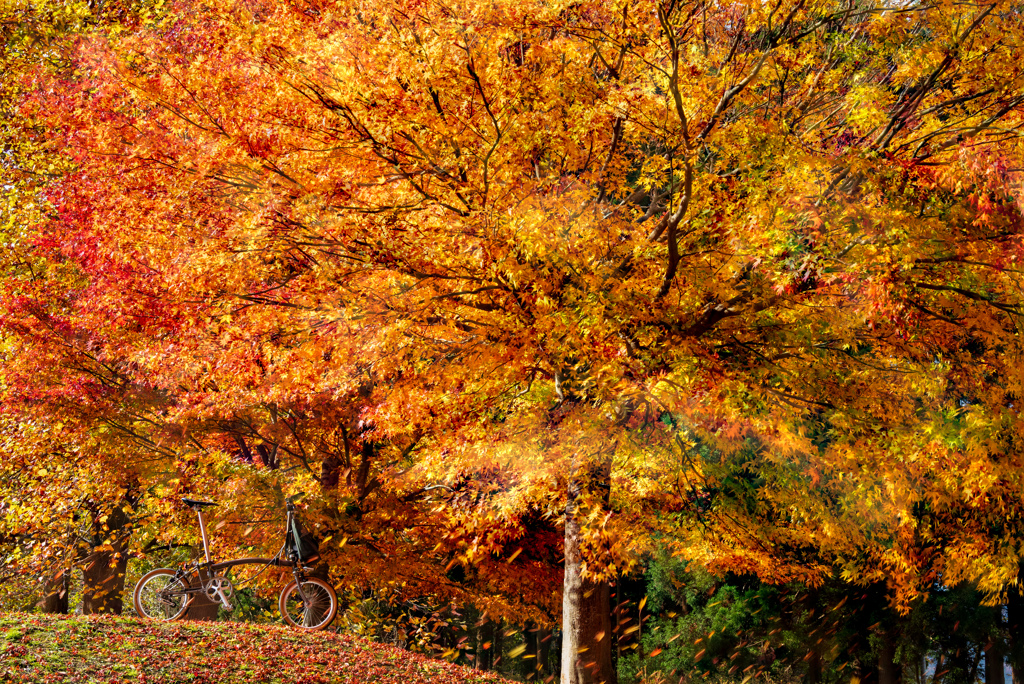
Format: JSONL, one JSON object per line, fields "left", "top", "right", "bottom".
{"left": 0, "top": 613, "right": 513, "bottom": 684}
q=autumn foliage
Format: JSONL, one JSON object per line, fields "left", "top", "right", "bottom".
{"left": 3, "top": 0, "right": 1024, "bottom": 681}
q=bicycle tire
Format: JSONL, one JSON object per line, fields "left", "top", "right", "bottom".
{"left": 278, "top": 577, "right": 337, "bottom": 630}
{"left": 133, "top": 568, "right": 192, "bottom": 621}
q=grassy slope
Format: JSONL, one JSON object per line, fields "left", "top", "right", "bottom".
{"left": 0, "top": 613, "right": 514, "bottom": 684}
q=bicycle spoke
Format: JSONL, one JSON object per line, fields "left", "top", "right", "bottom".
{"left": 134, "top": 569, "right": 190, "bottom": 621}
{"left": 280, "top": 578, "right": 336, "bottom": 630}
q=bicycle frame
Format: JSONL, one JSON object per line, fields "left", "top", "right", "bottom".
{"left": 177, "top": 501, "right": 311, "bottom": 610}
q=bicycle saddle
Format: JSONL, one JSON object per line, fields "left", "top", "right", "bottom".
{"left": 182, "top": 498, "right": 217, "bottom": 508}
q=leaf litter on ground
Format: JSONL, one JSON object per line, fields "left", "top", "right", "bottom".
{"left": 0, "top": 612, "right": 512, "bottom": 684}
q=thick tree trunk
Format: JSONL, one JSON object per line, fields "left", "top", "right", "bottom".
{"left": 560, "top": 463, "right": 615, "bottom": 684}
{"left": 41, "top": 568, "right": 69, "bottom": 614}
{"left": 1009, "top": 586, "right": 1024, "bottom": 684}
{"left": 494, "top": 619, "right": 505, "bottom": 672}
{"left": 538, "top": 625, "right": 552, "bottom": 677}
{"left": 526, "top": 622, "right": 539, "bottom": 679}
{"left": 320, "top": 450, "right": 343, "bottom": 491}
{"left": 477, "top": 618, "right": 494, "bottom": 671}
{"left": 186, "top": 598, "right": 220, "bottom": 620}
{"left": 184, "top": 573, "right": 220, "bottom": 622}
{"left": 806, "top": 649, "right": 823, "bottom": 684}
{"left": 988, "top": 641, "right": 1006, "bottom": 684}
{"left": 804, "top": 588, "right": 822, "bottom": 684}
{"left": 561, "top": 554, "right": 614, "bottom": 684}
{"left": 878, "top": 635, "right": 901, "bottom": 684}
{"left": 526, "top": 622, "right": 552, "bottom": 679}
{"left": 876, "top": 599, "right": 903, "bottom": 684}
{"left": 81, "top": 506, "right": 130, "bottom": 614}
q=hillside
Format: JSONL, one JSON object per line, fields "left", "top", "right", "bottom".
{"left": 0, "top": 613, "right": 514, "bottom": 684}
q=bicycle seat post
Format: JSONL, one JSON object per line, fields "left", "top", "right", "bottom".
{"left": 196, "top": 506, "right": 212, "bottom": 564}
{"left": 183, "top": 499, "right": 217, "bottom": 565}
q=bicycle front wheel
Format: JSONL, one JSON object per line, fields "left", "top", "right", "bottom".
{"left": 133, "top": 568, "right": 191, "bottom": 621}
{"left": 278, "top": 577, "right": 337, "bottom": 630}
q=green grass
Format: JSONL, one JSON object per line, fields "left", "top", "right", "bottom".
{"left": 0, "top": 613, "right": 512, "bottom": 684}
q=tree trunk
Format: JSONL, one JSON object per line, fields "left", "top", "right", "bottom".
{"left": 988, "top": 641, "right": 1006, "bottom": 684}
{"left": 526, "top": 622, "right": 552, "bottom": 679}
{"left": 494, "top": 619, "right": 505, "bottom": 672}
{"left": 184, "top": 570, "right": 220, "bottom": 622}
{"left": 561, "top": 557, "right": 614, "bottom": 684}
{"left": 41, "top": 568, "right": 69, "bottom": 614}
{"left": 876, "top": 638, "right": 901, "bottom": 684}
{"left": 1009, "top": 586, "right": 1024, "bottom": 684}
{"left": 878, "top": 625, "right": 902, "bottom": 684}
{"left": 320, "top": 451, "right": 343, "bottom": 490}
{"left": 804, "top": 588, "right": 822, "bottom": 684}
{"left": 526, "top": 622, "right": 539, "bottom": 680}
{"left": 186, "top": 597, "right": 220, "bottom": 620}
{"left": 477, "top": 618, "right": 494, "bottom": 671}
{"left": 806, "top": 649, "right": 823, "bottom": 684}
{"left": 560, "top": 460, "right": 615, "bottom": 684}
{"left": 81, "top": 505, "right": 130, "bottom": 614}
{"left": 538, "top": 625, "right": 552, "bottom": 677}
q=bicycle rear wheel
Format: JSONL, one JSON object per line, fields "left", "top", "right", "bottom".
{"left": 278, "top": 577, "right": 337, "bottom": 630}
{"left": 133, "top": 568, "right": 191, "bottom": 620}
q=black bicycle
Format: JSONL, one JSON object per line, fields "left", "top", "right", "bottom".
{"left": 132, "top": 498, "right": 337, "bottom": 630}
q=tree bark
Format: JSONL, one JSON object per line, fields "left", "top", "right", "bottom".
{"left": 477, "top": 618, "right": 494, "bottom": 671}
{"left": 80, "top": 505, "right": 130, "bottom": 614}
{"left": 186, "top": 598, "right": 221, "bottom": 620}
{"left": 805, "top": 588, "right": 822, "bottom": 684}
{"left": 878, "top": 637, "right": 900, "bottom": 684}
{"left": 987, "top": 600, "right": 1007, "bottom": 684}
{"left": 526, "top": 622, "right": 539, "bottom": 679}
{"left": 526, "top": 622, "right": 552, "bottom": 679}
{"left": 806, "top": 649, "right": 823, "bottom": 684}
{"left": 41, "top": 568, "right": 69, "bottom": 614}
{"left": 538, "top": 625, "right": 553, "bottom": 677}
{"left": 184, "top": 571, "right": 220, "bottom": 622}
{"left": 877, "top": 613, "right": 903, "bottom": 684}
{"left": 988, "top": 640, "right": 1006, "bottom": 684}
{"left": 1009, "top": 586, "right": 1024, "bottom": 684}
{"left": 560, "top": 458, "right": 616, "bottom": 684}
{"left": 494, "top": 619, "right": 505, "bottom": 672}
{"left": 320, "top": 450, "right": 343, "bottom": 491}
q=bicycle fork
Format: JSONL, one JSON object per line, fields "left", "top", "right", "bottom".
{"left": 293, "top": 569, "right": 309, "bottom": 602}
